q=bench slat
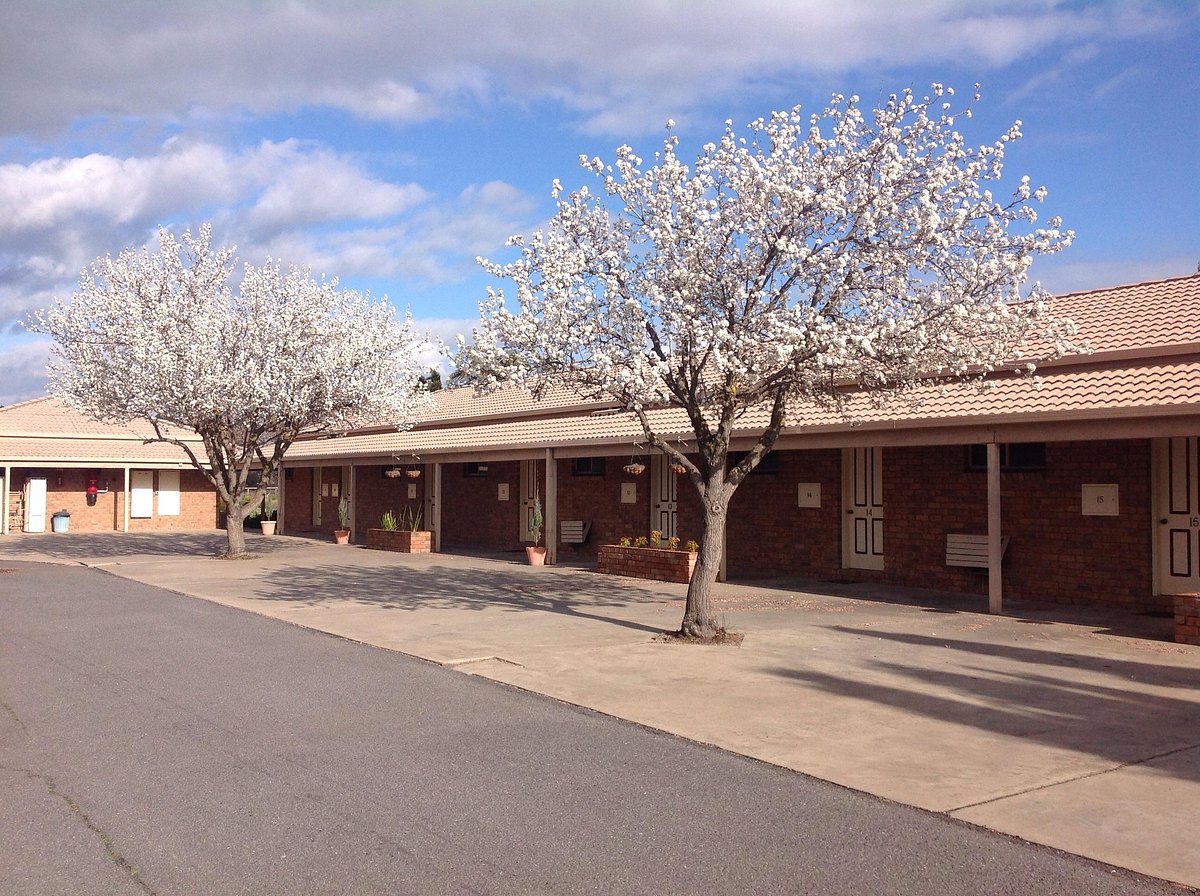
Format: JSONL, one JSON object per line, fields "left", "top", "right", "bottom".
{"left": 946, "top": 534, "right": 1009, "bottom": 569}
{"left": 560, "top": 520, "right": 591, "bottom": 544}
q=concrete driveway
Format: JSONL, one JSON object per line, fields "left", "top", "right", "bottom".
{"left": 3, "top": 530, "right": 1198, "bottom": 889}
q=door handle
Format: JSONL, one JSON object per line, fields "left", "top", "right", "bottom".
{"left": 1160, "top": 518, "right": 1169, "bottom": 524}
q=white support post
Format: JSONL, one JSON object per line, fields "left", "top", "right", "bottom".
{"left": 987, "top": 442, "right": 1003, "bottom": 614}
{"left": 277, "top": 466, "right": 286, "bottom": 535}
{"left": 1, "top": 465, "right": 9, "bottom": 535}
{"left": 348, "top": 465, "right": 357, "bottom": 543}
{"left": 431, "top": 463, "right": 442, "bottom": 552}
{"left": 122, "top": 466, "right": 131, "bottom": 533}
{"left": 545, "top": 448, "right": 557, "bottom": 565}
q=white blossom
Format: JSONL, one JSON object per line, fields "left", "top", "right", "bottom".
{"left": 34, "top": 224, "right": 429, "bottom": 556}
{"left": 456, "top": 86, "right": 1077, "bottom": 637}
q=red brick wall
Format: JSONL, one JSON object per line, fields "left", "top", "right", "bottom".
{"left": 726, "top": 449, "right": 843, "bottom": 579}
{"left": 280, "top": 465, "right": 347, "bottom": 535}
{"left": 722, "top": 442, "right": 1158, "bottom": 610}
{"left": 7, "top": 467, "right": 216, "bottom": 532}
{"left": 125, "top": 469, "right": 217, "bottom": 531}
{"left": 282, "top": 466, "right": 315, "bottom": 531}
{"left": 882, "top": 441, "right": 1155, "bottom": 609}
{"left": 553, "top": 457, "right": 650, "bottom": 556}
{"left": 353, "top": 465, "right": 426, "bottom": 535}
{"left": 440, "top": 460, "right": 524, "bottom": 550}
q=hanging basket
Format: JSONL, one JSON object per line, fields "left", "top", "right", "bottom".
{"left": 623, "top": 462, "right": 646, "bottom": 476}
{"left": 384, "top": 468, "right": 403, "bottom": 479}
{"left": 405, "top": 469, "right": 422, "bottom": 479}
{"left": 670, "top": 463, "right": 687, "bottom": 475}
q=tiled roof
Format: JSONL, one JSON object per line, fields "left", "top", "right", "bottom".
{"left": 0, "top": 436, "right": 202, "bottom": 465}
{"left": 0, "top": 396, "right": 200, "bottom": 441}
{"left": 0, "top": 396, "right": 206, "bottom": 465}
{"left": 286, "top": 274, "right": 1200, "bottom": 461}
{"left": 284, "top": 354, "right": 1200, "bottom": 461}
{"left": 1048, "top": 274, "right": 1200, "bottom": 356}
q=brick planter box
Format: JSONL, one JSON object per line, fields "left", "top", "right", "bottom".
{"left": 367, "top": 529, "right": 432, "bottom": 553}
{"left": 1175, "top": 594, "right": 1200, "bottom": 645}
{"left": 597, "top": 544, "right": 697, "bottom": 584}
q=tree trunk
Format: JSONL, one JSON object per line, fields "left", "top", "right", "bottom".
{"left": 224, "top": 503, "right": 248, "bottom": 558}
{"left": 679, "top": 488, "right": 729, "bottom": 639}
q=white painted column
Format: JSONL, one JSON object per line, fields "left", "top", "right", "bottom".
{"left": 277, "top": 467, "right": 286, "bottom": 535}
{"left": 987, "top": 442, "right": 1003, "bottom": 614}
{"left": 1, "top": 465, "right": 9, "bottom": 535}
{"left": 431, "top": 463, "right": 442, "bottom": 552}
{"left": 122, "top": 466, "right": 131, "bottom": 533}
{"left": 348, "top": 465, "right": 357, "bottom": 542}
{"left": 545, "top": 448, "right": 558, "bottom": 565}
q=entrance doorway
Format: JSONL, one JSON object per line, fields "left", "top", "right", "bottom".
{"left": 1154, "top": 437, "right": 1200, "bottom": 593}
{"left": 842, "top": 447, "right": 884, "bottom": 570}
{"left": 650, "top": 454, "right": 677, "bottom": 540}
{"left": 519, "top": 460, "right": 540, "bottom": 543}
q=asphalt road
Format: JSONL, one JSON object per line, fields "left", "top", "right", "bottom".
{"left": 0, "top": 560, "right": 1187, "bottom": 896}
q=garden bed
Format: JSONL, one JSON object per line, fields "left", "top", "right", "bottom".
{"left": 597, "top": 544, "right": 697, "bottom": 584}
{"left": 367, "top": 529, "right": 432, "bottom": 553}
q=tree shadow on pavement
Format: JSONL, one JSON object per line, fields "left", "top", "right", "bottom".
{"left": 763, "top": 625, "right": 1200, "bottom": 784}
{"left": 0, "top": 531, "right": 300, "bottom": 560}
{"left": 252, "top": 560, "right": 672, "bottom": 636}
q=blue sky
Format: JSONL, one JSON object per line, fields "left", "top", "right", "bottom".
{"left": 1, "top": 0, "right": 1197, "bottom": 404}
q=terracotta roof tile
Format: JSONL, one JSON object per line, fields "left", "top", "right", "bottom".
{"left": 1048, "top": 273, "right": 1200, "bottom": 355}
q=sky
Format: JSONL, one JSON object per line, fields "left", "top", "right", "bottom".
{"left": 1, "top": 0, "right": 1197, "bottom": 405}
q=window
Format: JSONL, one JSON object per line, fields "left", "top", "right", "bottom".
{"left": 728, "top": 451, "right": 781, "bottom": 474}
{"left": 463, "top": 462, "right": 489, "bottom": 477}
{"left": 572, "top": 457, "right": 606, "bottom": 476}
{"left": 966, "top": 443, "right": 1046, "bottom": 472}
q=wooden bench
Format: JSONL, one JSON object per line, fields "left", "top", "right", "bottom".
{"left": 945, "top": 533, "right": 1009, "bottom": 569}
{"left": 560, "top": 520, "right": 591, "bottom": 545}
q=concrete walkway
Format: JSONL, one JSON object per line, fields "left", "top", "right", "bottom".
{"left": 3, "top": 531, "right": 1199, "bottom": 889}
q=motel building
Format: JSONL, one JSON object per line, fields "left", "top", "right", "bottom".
{"left": 6, "top": 274, "right": 1200, "bottom": 633}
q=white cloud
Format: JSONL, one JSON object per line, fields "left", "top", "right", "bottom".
{"left": 0, "top": 338, "right": 51, "bottom": 405}
{"left": 0, "top": 1, "right": 1180, "bottom": 138}
{"left": 0, "top": 137, "right": 469, "bottom": 339}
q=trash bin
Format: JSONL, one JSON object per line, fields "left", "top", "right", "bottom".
{"left": 51, "top": 510, "right": 70, "bottom": 533}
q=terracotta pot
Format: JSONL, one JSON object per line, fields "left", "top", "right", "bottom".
{"left": 260, "top": 520, "right": 277, "bottom": 535}
{"left": 526, "top": 546, "right": 548, "bottom": 566}
{"left": 334, "top": 529, "right": 350, "bottom": 544}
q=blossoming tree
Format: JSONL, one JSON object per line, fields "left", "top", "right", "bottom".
{"left": 37, "top": 225, "right": 428, "bottom": 557}
{"left": 457, "top": 86, "right": 1076, "bottom": 640}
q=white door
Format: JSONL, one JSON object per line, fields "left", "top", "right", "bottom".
{"left": 650, "top": 455, "right": 678, "bottom": 540}
{"left": 157, "top": 470, "right": 180, "bottom": 516}
{"left": 843, "top": 447, "right": 884, "bottom": 570}
{"left": 23, "top": 477, "right": 46, "bottom": 533}
{"left": 130, "top": 470, "right": 154, "bottom": 518}
{"left": 424, "top": 463, "right": 440, "bottom": 551}
{"left": 519, "top": 460, "right": 540, "bottom": 542}
{"left": 1154, "top": 437, "right": 1200, "bottom": 593}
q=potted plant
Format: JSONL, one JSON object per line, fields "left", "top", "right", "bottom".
{"left": 525, "top": 495, "right": 547, "bottom": 565}
{"left": 334, "top": 495, "right": 351, "bottom": 544}
{"left": 260, "top": 492, "right": 278, "bottom": 535}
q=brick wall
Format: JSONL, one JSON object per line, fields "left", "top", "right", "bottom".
{"left": 884, "top": 440, "right": 1156, "bottom": 609}
{"left": 440, "top": 460, "right": 524, "bottom": 550}
{"left": 353, "top": 465, "right": 426, "bottom": 537}
{"left": 125, "top": 469, "right": 217, "bottom": 531}
{"left": 722, "top": 441, "right": 1158, "bottom": 610}
{"left": 6, "top": 467, "right": 216, "bottom": 532}
{"left": 726, "top": 449, "right": 843, "bottom": 579}
{"left": 282, "top": 466, "right": 315, "bottom": 531}
{"left": 553, "top": 457, "right": 650, "bottom": 556}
